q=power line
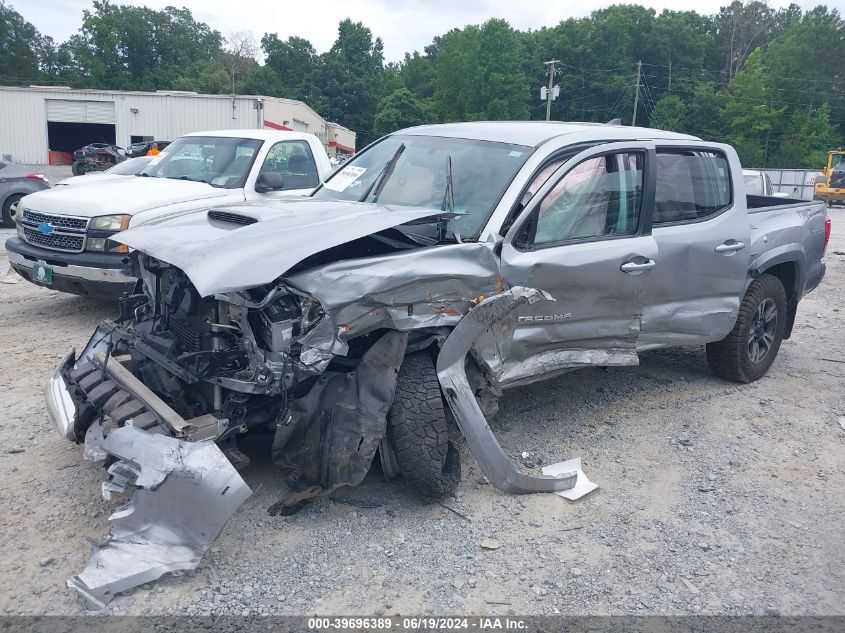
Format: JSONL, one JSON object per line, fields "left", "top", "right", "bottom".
{"left": 640, "top": 72, "right": 845, "bottom": 99}
{"left": 639, "top": 60, "right": 845, "bottom": 86}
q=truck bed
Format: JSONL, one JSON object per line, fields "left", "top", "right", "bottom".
{"left": 746, "top": 194, "right": 828, "bottom": 297}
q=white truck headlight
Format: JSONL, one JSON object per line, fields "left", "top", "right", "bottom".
{"left": 87, "top": 237, "right": 128, "bottom": 253}
{"left": 90, "top": 214, "right": 130, "bottom": 231}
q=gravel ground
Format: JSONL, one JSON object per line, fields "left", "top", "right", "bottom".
{"left": 0, "top": 212, "right": 843, "bottom": 617}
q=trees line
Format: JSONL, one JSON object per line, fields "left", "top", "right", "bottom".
{"left": 1, "top": 0, "right": 842, "bottom": 167}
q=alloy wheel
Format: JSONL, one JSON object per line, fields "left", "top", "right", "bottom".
{"left": 747, "top": 298, "right": 777, "bottom": 364}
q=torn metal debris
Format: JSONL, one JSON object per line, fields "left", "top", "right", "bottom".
{"left": 437, "top": 287, "right": 579, "bottom": 494}
{"left": 68, "top": 425, "right": 251, "bottom": 609}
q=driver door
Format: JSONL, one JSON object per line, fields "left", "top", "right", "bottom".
{"left": 497, "top": 142, "right": 658, "bottom": 386}
{"left": 250, "top": 140, "right": 321, "bottom": 199}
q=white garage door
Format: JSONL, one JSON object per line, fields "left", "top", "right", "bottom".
{"left": 46, "top": 99, "right": 116, "bottom": 124}
{"left": 291, "top": 119, "right": 309, "bottom": 132}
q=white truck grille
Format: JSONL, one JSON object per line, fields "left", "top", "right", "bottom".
{"left": 20, "top": 209, "right": 89, "bottom": 253}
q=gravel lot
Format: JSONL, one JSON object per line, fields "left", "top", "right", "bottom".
{"left": 0, "top": 210, "right": 843, "bottom": 617}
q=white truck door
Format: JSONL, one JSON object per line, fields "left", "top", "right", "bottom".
{"left": 638, "top": 142, "right": 751, "bottom": 348}
{"left": 248, "top": 139, "right": 322, "bottom": 200}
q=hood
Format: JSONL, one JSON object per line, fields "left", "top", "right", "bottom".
{"left": 116, "top": 198, "right": 443, "bottom": 297}
{"left": 56, "top": 174, "right": 129, "bottom": 187}
{"left": 22, "top": 177, "right": 233, "bottom": 217}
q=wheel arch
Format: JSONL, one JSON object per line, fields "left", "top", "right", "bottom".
{"left": 750, "top": 250, "right": 803, "bottom": 339}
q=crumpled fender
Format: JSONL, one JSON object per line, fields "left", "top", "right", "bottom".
{"left": 436, "top": 287, "right": 578, "bottom": 494}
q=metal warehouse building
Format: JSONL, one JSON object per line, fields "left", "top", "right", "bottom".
{"left": 0, "top": 85, "right": 356, "bottom": 165}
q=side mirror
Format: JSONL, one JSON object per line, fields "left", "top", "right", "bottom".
{"left": 255, "top": 171, "right": 285, "bottom": 193}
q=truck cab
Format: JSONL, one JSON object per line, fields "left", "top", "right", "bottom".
{"left": 5, "top": 129, "right": 332, "bottom": 297}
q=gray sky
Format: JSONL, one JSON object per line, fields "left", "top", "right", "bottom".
{"left": 16, "top": 0, "right": 844, "bottom": 62}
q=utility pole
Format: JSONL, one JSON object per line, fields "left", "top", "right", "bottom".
{"left": 632, "top": 60, "right": 642, "bottom": 126}
{"left": 544, "top": 60, "right": 560, "bottom": 121}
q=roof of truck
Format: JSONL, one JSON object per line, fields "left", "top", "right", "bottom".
{"left": 182, "top": 129, "right": 318, "bottom": 142}
{"left": 398, "top": 121, "right": 699, "bottom": 147}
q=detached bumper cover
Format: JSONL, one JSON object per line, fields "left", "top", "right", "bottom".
{"left": 44, "top": 334, "right": 251, "bottom": 609}
{"left": 69, "top": 425, "right": 251, "bottom": 609}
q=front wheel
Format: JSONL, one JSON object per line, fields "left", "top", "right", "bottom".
{"left": 706, "top": 274, "right": 787, "bottom": 383}
{"left": 386, "top": 352, "right": 461, "bottom": 499}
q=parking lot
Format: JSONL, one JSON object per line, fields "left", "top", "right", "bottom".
{"left": 0, "top": 210, "right": 843, "bottom": 616}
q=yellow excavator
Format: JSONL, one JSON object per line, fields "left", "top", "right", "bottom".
{"left": 814, "top": 149, "right": 845, "bottom": 205}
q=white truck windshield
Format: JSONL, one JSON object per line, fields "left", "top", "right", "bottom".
{"left": 139, "top": 136, "right": 263, "bottom": 188}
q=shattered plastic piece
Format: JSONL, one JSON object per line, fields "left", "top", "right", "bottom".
{"left": 542, "top": 457, "right": 598, "bottom": 501}
{"left": 82, "top": 419, "right": 107, "bottom": 462}
{"left": 437, "top": 286, "right": 578, "bottom": 494}
{"left": 67, "top": 426, "right": 251, "bottom": 609}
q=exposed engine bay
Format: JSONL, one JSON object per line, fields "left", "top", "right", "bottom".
{"left": 85, "top": 254, "right": 420, "bottom": 502}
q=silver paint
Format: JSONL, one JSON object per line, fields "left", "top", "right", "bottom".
{"left": 437, "top": 287, "right": 579, "bottom": 494}
{"left": 67, "top": 425, "right": 252, "bottom": 609}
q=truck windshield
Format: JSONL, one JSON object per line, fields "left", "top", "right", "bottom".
{"left": 138, "top": 136, "right": 263, "bottom": 188}
{"left": 312, "top": 135, "right": 533, "bottom": 237}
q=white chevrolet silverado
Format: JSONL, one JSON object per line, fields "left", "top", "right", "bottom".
{"left": 5, "top": 129, "right": 332, "bottom": 296}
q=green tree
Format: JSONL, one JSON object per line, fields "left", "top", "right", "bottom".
{"left": 721, "top": 52, "right": 788, "bottom": 166}
{"left": 0, "top": 2, "right": 45, "bottom": 82}
{"left": 69, "top": 1, "right": 226, "bottom": 91}
{"left": 770, "top": 104, "right": 843, "bottom": 169}
{"left": 373, "top": 88, "right": 426, "bottom": 136}
{"left": 434, "top": 19, "right": 529, "bottom": 122}
{"left": 311, "top": 19, "right": 386, "bottom": 145}
{"left": 259, "top": 34, "right": 317, "bottom": 100}
{"left": 650, "top": 94, "right": 688, "bottom": 131}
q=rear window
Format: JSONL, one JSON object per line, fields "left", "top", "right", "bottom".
{"left": 654, "top": 150, "right": 732, "bottom": 224}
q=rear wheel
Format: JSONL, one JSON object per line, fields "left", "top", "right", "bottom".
{"left": 386, "top": 352, "right": 461, "bottom": 499}
{"left": 706, "top": 274, "right": 787, "bottom": 383}
{"left": 1, "top": 194, "right": 22, "bottom": 227}
{"left": 71, "top": 161, "right": 85, "bottom": 176}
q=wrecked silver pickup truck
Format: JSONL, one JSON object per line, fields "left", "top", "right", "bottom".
{"left": 46, "top": 122, "right": 830, "bottom": 607}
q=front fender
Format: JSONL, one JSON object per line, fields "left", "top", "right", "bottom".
{"left": 436, "top": 287, "right": 578, "bottom": 494}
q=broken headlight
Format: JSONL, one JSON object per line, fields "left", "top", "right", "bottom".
{"left": 299, "top": 297, "right": 325, "bottom": 335}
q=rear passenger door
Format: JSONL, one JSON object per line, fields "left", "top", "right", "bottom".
{"left": 497, "top": 142, "right": 658, "bottom": 386}
{"left": 638, "top": 142, "right": 750, "bottom": 347}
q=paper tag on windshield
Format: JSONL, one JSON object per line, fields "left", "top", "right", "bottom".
{"left": 323, "top": 166, "right": 367, "bottom": 192}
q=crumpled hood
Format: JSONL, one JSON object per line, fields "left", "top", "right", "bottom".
{"left": 22, "top": 177, "right": 234, "bottom": 217}
{"left": 116, "top": 198, "right": 442, "bottom": 297}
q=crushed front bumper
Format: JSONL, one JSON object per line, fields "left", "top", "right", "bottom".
{"left": 44, "top": 334, "right": 251, "bottom": 609}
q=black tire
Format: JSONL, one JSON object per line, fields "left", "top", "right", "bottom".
{"left": 706, "top": 274, "right": 787, "bottom": 383}
{"left": 386, "top": 351, "right": 461, "bottom": 499}
{"left": 1, "top": 194, "right": 22, "bottom": 227}
{"left": 71, "top": 161, "right": 85, "bottom": 176}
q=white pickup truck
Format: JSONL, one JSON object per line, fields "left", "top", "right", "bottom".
{"left": 6, "top": 129, "right": 332, "bottom": 297}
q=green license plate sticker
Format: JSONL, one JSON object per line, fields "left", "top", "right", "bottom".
{"left": 32, "top": 263, "right": 53, "bottom": 285}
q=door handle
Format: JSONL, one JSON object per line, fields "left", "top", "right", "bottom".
{"left": 715, "top": 240, "right": 746, "bottom": 253}
{"left": 620, "top": 258, "right": 656, "bottom": 273}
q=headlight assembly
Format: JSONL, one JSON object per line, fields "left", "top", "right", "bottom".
{"left": 89, "top": 214, "right": 130, "bottom": 231}
{"left": 86, "top": 237, "right": 128, "bottom": 253}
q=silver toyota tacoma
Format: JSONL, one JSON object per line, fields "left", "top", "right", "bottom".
{"left": 45, "top": 122, "right": 830, "bottom": 607}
